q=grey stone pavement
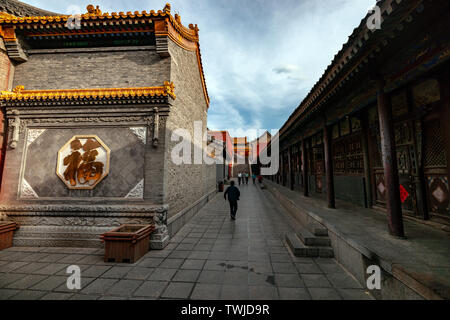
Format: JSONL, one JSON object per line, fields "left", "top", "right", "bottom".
{"left": 0, "top": 181, "right": 374, "bottom": 300}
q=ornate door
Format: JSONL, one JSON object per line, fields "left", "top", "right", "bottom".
{"left": 313, "top": 146, "right": 324, "bottom": 193}
{"left": 422, "top": 113, "right": 450, "bottom": 219}
{"left": 395, "top": 121, "right": 417, "bottom": 213}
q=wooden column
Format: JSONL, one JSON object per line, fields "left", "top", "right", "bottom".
{"left": 281, "top": 152, "right": 285, "bottom": 186}
{"left": 360, "top": 113, "right": 373, "bottom": 208}
{"left": 323, "top": 125, "right": 335, "bottom": 209}
{"left": 377, "top": 78, "right": 405, "bottom": 238}
{"left": 301, "top": 139, "right": 309, "bottom": 197}
{"left": 288, "top": 146, "right": 294, "bottom": 190}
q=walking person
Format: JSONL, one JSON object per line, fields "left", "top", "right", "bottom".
{"left": 224, "top": 180, "right": 240, "bottom": 220}
{"left": 252, "top": 173, "right": 256, "bottom": 184}
{"left": 238, "top": 172, "right": 242, "bottom": 186}
{"left": 245, "top": 172, "right": 249, "bottom": 185}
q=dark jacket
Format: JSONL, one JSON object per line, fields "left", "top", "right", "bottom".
{"left": 224, "top": 186, "right": 240, "bottom": 202}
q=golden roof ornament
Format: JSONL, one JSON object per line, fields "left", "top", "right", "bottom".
{"left": 175, "top": 13, "right": 181, "bottom": 24}
{"left": 0, "top": 12, "right": 17, "bottom": 20}
{"left": 86, "top": 4, "right": 102, "bottom": 15}
{"left": 163, "top": 3, "right": 171, "bottom": 14}
{"left": 13, "top": 85, "right": 24, "bottom": 94}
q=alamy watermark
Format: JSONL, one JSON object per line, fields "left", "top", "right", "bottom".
{"left": 366, "top": 5, "right": 382, "bottom": 31}
{"left": 65, "top": 5, "right": 82, "bottom": 30}
{"left": 366, "top": 265, "right": 381, "bottom": 290}
{"left": 66, "top": 265, "right": 81, "bottom": 290}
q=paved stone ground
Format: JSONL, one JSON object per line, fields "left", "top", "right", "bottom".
{"left": 264, "top": 179, "right": 450, "bottom": 299}
{"left": 0, "top": 182, "right": 373, "bottom": 300}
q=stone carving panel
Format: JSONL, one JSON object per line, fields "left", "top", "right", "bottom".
{"left": 125, "top": 179, "right": 144, "bottom": 199}
{"left": 21, "top": 179, "right": 39, "bottom": 198}
{"left": 56, "top": 135, "right": 110, "bottom": 190}
{"left": 129, "top": 127, "right": 147, "bottom": 145}
{"left": 27, "top": 129, "right": 46, "bottom": 147}
{"left": 24, "top": 127, "right": 145, "bottom": 198}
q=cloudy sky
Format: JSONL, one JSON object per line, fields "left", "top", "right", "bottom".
{"left": 25, "top": 0, "right": 375, "bottom": 139}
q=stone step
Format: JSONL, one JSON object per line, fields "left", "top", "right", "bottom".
{"left": 296, "top": 225, "right": 331, "bottom": 247}
{"left": 285, "top": 233, "right": 334, "bottom": 258}
{"left": 307, "top": 222, "right": 329, "bottom": 237}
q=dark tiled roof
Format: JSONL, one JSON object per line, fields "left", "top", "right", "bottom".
{"left": 0, "top": 0, "right": 57, "bottom": 17}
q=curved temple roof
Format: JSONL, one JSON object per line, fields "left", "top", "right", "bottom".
{"left": 0, "top": 2, "right": 210, "bottom": 107}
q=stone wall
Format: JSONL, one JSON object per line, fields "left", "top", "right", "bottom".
{"left": 0, "top": 102, "right": 170, "bottom": 248}
{"left": 12, "top": 47, "right": 170, "bottom": 90}
{"left": 164, "top": 40, "right": 215, "bottom": 218}
{"left": 20, "top": 127, "right": 145, "bottom": 199}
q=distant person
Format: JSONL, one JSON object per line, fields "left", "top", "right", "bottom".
{"left": 252, "top": 174, "right": 256, "bottom": 184}
{"left": 238, "top": 172, "right": 242, "bottom": 185}
{"left": 224, "top": 180, "right": 240, "bottom": 220}
{"left": 245, "top": 173, "right": 249, "bottom": 184}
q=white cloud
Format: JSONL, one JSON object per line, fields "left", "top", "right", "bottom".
{"left": 23, "top": 0, "right": 375, "bottom": 135}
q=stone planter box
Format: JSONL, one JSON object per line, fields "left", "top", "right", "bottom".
{"left": 100, "top": 224, "right": 155, "bottom": 263}
{"left": 0, "top": 221, "right": 19, "bottom": 250}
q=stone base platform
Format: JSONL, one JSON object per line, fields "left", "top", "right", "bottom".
{"left": 0, "top": 204, "right": 170, "bottom": 249}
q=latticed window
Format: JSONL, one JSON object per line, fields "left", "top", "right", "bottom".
{"left": 423, "top": 119, "right": 447, "bottom": 168}
{"left": 332, "top": 134, "right": 364, "bottom": 175}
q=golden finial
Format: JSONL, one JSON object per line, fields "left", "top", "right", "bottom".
{"left": 13, "top": 85, "right": 24, "bottom": 94}
{"left": 175, "top": 13, "right": 181, "bottom": 24}
{"left": 189, "top": 24, "right": 199, "bottom": 34}
{"left": 163, "top": 81, "right": 176, "bottom": 99}
{"left": 0, "top": 12, "right": 17, "bottom": 20}
{"left": 86, "top": 5, "right": 102, "bottom": 15}
{"left": 163, "top": 3, "right": 171, "bottom": 13}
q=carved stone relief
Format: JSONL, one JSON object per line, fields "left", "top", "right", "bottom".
{"left": 129, "top": 127, "right": 147, "bottom": 145}
{"left": 21, "top": 179, "right": 39, "bottom": 198}
{"left": 125, "top": 179, "right": 144, "bottom": 199}
{"left": 27, "top": 129, "right": 46, "bottom": 147}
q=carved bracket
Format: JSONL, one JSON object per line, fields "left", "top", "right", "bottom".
{"left": 152, "top": 107, "right": 160, "bottom": 148}
{"left": 8, "top": 109, "right": 20, "bottom": 149}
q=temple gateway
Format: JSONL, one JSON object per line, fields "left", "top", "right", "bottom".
{"left": 0, "top": 2, "right": 216, "bottom": 248}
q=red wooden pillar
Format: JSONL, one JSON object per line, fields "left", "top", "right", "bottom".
{"left": 302, "top": 139, "right": 309, "bottom": 197}
{"left": 323, "top": 125, "right": 335, "bottom": 209}
{"left": 288, "top": 146, "right": 294, "bottom": 190}
{"left": 377, "top": 78, "right": 405, "bottom": 238}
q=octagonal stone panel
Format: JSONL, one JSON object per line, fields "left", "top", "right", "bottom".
{"left": 56, "top": 135, "right": 111, "bottom": 190}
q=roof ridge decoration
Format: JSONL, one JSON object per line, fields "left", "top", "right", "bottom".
{"left": 0, "top": 3, "right": 200, "bottom": 42}
{"left": 0, "top": 82, "right": 176, "bottom": 101}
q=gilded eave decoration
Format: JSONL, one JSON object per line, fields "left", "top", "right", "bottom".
{"left": 0, "top": 82, "right": 176, "bottom": 102}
